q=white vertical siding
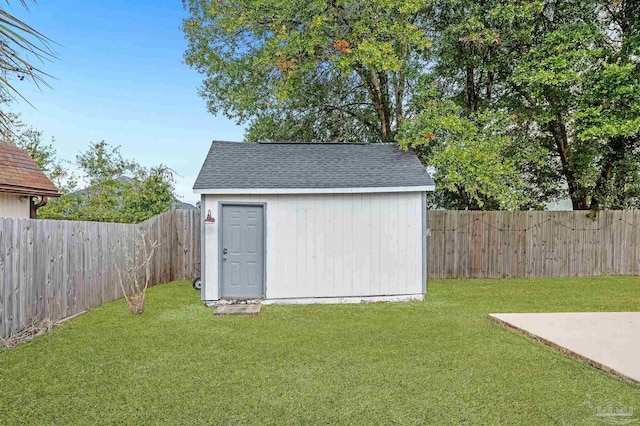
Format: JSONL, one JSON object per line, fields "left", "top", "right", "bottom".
{"left": 0, "top": 193, "right": 29, "bottom": 218}
{"left": 202, "top": 191, "right": 424, "bottom": 301}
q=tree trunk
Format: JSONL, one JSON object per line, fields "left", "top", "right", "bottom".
{"left": 394, "top": 72, "right": 405, "bottom": 129}
{"left": 589, "top": 136, "right": 626, "bottom": 210}
{"left": 394, "top": 43, "right": 409, "bottom": 130}
{"left": 358, "top": 68, "right": 393, "bottom": 142}
{"left": 377, "top": 71, "right": 393, "bottom": 141}
{"left": 569, "top": 189, "right": 589, "bottom": 211}
{"left": 466, "top": 67, "right": 477, "bottom": 111}
{"left": 547, "top": 110, "right": 590, "bottom": 210}
{"left": 486, "top": 71, "right": 494, "bottom": 102}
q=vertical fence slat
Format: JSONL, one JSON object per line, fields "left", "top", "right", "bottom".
{"left": 427, "top": 210, "right": 640, "bottom": 280}
{"left": 1, "top": 208, "right": 638, "bottom": 339}
{"left": 0, "top": 209, "right": 204, "bottom": 338}
{"left": 0, "top": 219, "right": 8, "bottom": 338}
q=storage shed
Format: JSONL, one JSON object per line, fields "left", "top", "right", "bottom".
{"left": 194, "top": 141, "right": 435, "bottom": 304}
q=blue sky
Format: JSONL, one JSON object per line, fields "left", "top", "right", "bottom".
{"left": 10, "top": 0, "right": 245, "bottom": 204}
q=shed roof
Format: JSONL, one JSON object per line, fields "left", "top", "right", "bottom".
{"left": 0, "top": 141, "right": 60, "bottom": 197}
{"left": 194, "top": 141, "right": 434, "bottom": 193}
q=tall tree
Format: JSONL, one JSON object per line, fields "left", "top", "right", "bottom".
{"left": 507, "top": 0, "right": 640, "bottom": 210}
{"left": 41, "top": 142, "right": 178, "bottom": 223}
{"left": 184, "top": 0, "right": 640, "bottom": 211}
{"left": 183, "top": 0, "right": 431, "bottom": 142}
{"left": 399, "top": 79, "right": 537, "bottom": 210}
{"left": 17, "top": 140, "right": 181, "bottom": 223}
{"left": 403, "top": 0, "right": 640, "bottom": 210}
{"left": 4, "top": 119, "right": 181, "bottom": 223}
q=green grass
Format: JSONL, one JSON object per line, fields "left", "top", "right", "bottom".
{"left": 1, "top": 277, "right": 639, "bottom": 424}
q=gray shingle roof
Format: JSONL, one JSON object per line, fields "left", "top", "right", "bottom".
{"left": 193, "top": 141, "right": 434, "bottom": 191}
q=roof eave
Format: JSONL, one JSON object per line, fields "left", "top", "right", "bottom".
{"left": 193, "top": 185, "right": 435, "bottom": 195}
{"left": 0, "top": 184, "right": 61, "bottom": 198}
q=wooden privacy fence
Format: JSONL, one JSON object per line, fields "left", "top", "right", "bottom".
{"left": 0, "top": 209, "right": 200, "bottom": 338}
{"left": 428, "top": 210, "right": 640, "bottom": 279}
{"left": 2, "top": 208, "right": 639, "bottom": 337}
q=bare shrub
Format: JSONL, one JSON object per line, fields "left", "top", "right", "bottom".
{"left": 113, "top": 227, "right": 159, "bottom": 314}
{"left": 0, "top": 318, "right": 55, "bottom": 349}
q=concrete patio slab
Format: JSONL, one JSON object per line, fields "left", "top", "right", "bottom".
{"left": 489, "top": 312, "right": 640, "bottom": 385}
{"left": 214, "top": 304, "right": 262, "bottom": 316}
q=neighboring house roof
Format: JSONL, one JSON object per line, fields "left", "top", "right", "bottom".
{"left": 171, "top": 201, "right": 197, "bottom": 210}
{"left": 194, "top": 141, "right": 435, "bottom": 193}
{"left": 0, "top": 141, "right": 60, "bottom": 197}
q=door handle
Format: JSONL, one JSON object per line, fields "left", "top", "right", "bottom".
{"left": 223, "top": 256, "right": 227, "bottom": 261}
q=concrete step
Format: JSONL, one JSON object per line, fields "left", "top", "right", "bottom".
{"left": 214, "top": 304, "right": 262, "bottom": 316}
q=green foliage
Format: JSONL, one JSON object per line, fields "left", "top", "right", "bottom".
{"left": 4, "top": 115, "right": 180, "bottom": 222}
{"left": 410, "top": 0, "right": 640, "bottom": 209}
{"left": 3, "top": 114, "right": 74, "bottom": 191}
{"left": 123, "top": 166, "right": 178, "bottom": 223}
{"left": 1, "top": 278, "right": 639, "bottom": 423}
{"left": 575, "top": 62, "right": 640, "bottom": 209}
{"left": 400, "top": 98, "right": 529, "bottom": 210}
{"left": 184, "top": 0, "right": 640, "bottom": 210}
{"left": 0, "top": 1, "right": 55, "bottom": 133}
{"left": 183, "top": 0, "right": 430, "bottom": 142}
{"left": 504, "top": 2, "right": 640, "bottom": 210}
{"left": 3, "top": 115, "right": 80, "bottom": 221}
{"left": 244, "top": 70, "right": 380, "bottom": 143}
{"left": 39, "top": 142, "right": 177, "bottom": 223}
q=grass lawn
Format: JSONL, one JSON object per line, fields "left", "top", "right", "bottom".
{"left": 1, "top": 277, "right": 639, "bottom": 424}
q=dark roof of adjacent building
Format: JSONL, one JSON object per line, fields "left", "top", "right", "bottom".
{"left": 0, "top": 141, "right": 60, "bottom": 197}
{"left": 172, "top": 201, "right": 197, "bottom": 210}
{"left": 193, "top": 141, "right": 434, "bottom": 190}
